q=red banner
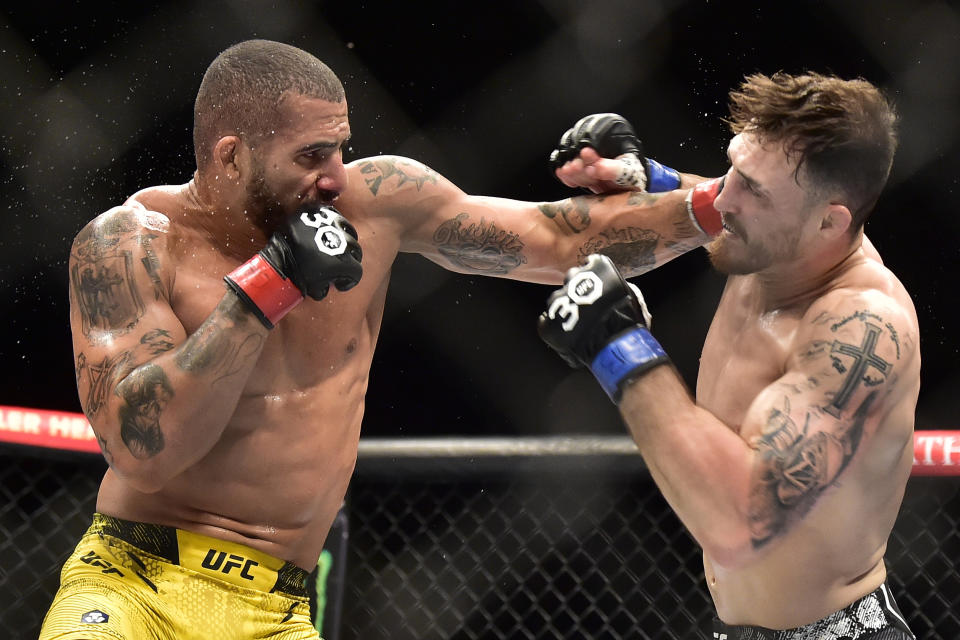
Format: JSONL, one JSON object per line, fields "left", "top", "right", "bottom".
{"left": 1, "top": 404, "right": 959, "bottom": 476}
{"left": 911, "top": 430, "right": 960, "bottom": 476}
{"left": 0, "top": 405, "right": 100, "bottom": 454}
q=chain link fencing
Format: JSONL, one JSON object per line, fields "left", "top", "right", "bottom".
{"left": 2, "top": 440, "right": 958, "bottom": 639}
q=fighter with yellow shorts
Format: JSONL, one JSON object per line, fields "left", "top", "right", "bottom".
{"left": 39, "top": 513, "right": 317, "bottom": 640}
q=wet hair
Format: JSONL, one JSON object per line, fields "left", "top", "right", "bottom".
{"left": 726, "top": 72, "right": 898, "bottom": 232}
{"left": 193, "top": 39, "right": 345, "bottom": 169}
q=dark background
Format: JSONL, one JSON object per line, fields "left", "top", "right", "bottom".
{"left": 1, "top": 0, "right": 957, "bottom": 439}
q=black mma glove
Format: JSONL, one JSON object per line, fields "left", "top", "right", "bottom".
{"left": 537, "top": 254, "right": 670, "bottom": 402}
{"left": 548, "top": 113, "right": 681, "bottom": 192}
{"left": 224, "top": 203, "right": 363, "bottom": 328}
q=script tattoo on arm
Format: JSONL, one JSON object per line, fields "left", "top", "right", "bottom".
{"left": 358, "top": 158, "right": 439, "bottom": 196}
{"left": 576, "top": 227, "right": 660, "bottom": 273}
{"left": 115, "top": 364, "right": 172, "bottom": 459}
{"left": 174, "top": 296, "right": 264, "bottom": 384}
{"left": 70, "top": 213, "right": 145, "bottom": 337}
{"left": 432, "top": 213, "right": 528, "bottom": 274}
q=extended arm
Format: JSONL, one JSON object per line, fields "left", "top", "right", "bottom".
{"left": 346, "top": 155, "right": 722, "bottom": 284}
{"left": 537, "top": 257, "right": 918, "bottom": 567}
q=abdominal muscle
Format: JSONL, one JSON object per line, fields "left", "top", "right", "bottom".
{"left": 704, "top": 484, "right": 890, "bottom": 629}
{"left": 96, "top": 331, "right": 373, "bottom": 570}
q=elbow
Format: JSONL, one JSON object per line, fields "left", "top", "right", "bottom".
{"left": 108, "top": 458, "right": 174, "bottom": 494}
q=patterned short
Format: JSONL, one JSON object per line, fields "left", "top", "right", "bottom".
{"left": 711, "top": 583, "right": 914, "bottom": 640}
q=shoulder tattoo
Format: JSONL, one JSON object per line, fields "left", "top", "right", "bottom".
{"left": 70, "top": 213, "right": 146, "bottom": 337}
{"left": 358, "top": 158, "right": 439, "bottom": 196}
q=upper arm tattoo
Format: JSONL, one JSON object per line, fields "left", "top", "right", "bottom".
{"left": 116, "top": 363, "right": 172, "bottom": 459}
{"left": 820, "top": 311, "right": 898, "bottom": 417}
{"left": 358, "top": 157, "right": 438, "bottom": 196}
{"left": 432, "top": 213, "right": 527, "bottom": 274}
{"left": 70, "top": 214, "right": 147, "bottom": 337}
{"left": 748, "top": 391, "right": 874, "bottom": 546}
{"left": 747, "top": 308, "right": 904, "bottom": 547}
{"left": 77, "top": 350, "right": 133, "bottom": 417}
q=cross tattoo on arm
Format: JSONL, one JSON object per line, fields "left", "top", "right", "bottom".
{"left": 825, "top": 321, "right": 890, "bottom": 418}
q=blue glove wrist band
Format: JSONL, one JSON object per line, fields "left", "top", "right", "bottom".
{"left": 644, "top": 158, "right": 681, "bottom": 192}
{"left": 590, "top": 326, "right": 670, "bottom": 401}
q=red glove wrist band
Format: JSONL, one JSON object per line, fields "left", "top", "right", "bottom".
{"left": 225, "top": 254, "right": 303, "bottom": 328}
{"left": 686, "top": 177, "right": 724, "bottom": 236}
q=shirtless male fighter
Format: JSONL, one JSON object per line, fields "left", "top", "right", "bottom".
{"left": 39, "top": 39, "right": 713, "bottom": 639}
{"left": 540, "top": 74, "right": 919, "bottom": 638}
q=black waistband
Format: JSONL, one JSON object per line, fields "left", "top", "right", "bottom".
{"left": 91, "top": 513, "right": 310, "bottom": 598}
{"left": 712, "top": 583, "right": 914, "bottom": 639}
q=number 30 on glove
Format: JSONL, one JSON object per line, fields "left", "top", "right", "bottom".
{"left": 537, "top": 254, "right": 670, "bottom": 402}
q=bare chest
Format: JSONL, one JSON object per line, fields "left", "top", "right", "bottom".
{"left": 696, "top": 292, "right": 800, "bottom": 431}
{"left": 168, "top": 245, "right": 392, "bottom": 393}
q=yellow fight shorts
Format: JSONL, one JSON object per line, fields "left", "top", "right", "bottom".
{"left": 39, "top": 513, "right": 319, "bottom": 640}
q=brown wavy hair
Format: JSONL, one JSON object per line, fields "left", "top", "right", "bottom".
{"left": 726, "top": 72, "right": 897, "bottom": 232}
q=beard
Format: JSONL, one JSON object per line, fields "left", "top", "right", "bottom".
{"left": 706, "top": 230, "right": 798, "bottom": 275}
{"left": 244, "top": 159, "right": 289, "bottom": 235}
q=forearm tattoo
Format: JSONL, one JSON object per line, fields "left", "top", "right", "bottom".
{"left": 432, "top": 212, "right": 527, "bottom": 274}
{"left": 747, "top": 309, "right": 903, "bottom": 547}
{"left": 70, "top": 213, "right": 146, "bottom": 337}
{"left": 174, "top": 296, "right": 263, "bottom": 383}
{"left": 665, "top": 217, "right": 705, "bottom": 255}
{"left": 576, "top": 227, "right": 660, "bottom": 273}
{"left": 627, "top": 192, "right": 702, "bottom": 255}
{"left": 538, "top": 196, "right": 592, "bottom": 234}
{"left": 116, "top": 364, "right": 172, "bottom": 459}
{"left": 358, "top": 157, "right": 438, "bottom": 196}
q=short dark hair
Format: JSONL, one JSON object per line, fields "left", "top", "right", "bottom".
{"left": 726, "top": 72, "right": 898, "bottom": 231}
{"left": 193, "top": 39, "right": 345, "bottom": 169}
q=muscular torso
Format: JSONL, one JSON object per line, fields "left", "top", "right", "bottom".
{"left": 96, "top": 169, "right": 403, "bottom": 569}
{"left": 695, "top": 243, "right": 919, "bottom": 627}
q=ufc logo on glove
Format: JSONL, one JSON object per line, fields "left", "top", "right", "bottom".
{"left": 547, "top": 271, "right": 605, "bottom": 331}
{"left": 301, "top": 208, "right": 347, "bottom": 256}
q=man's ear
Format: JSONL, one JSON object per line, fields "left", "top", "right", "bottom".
{"left": 819, "top": 202, "right": 852, "bottom": 239}
{"left": 213, "top": 136, "right": 245, "bottom": 180}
